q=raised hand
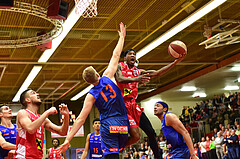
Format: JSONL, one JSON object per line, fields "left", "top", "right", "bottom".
{"left": 118, "top": 22, "right": 126, "bottom": 38}
{"left": 57, "top": 140, "right": 70, "bottom": 154}
{"left": 59, "top": 103, "right": 69, "bottom": 116}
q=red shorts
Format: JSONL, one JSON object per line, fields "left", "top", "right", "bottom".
{"left": 124, "top": 98, "right": 144, "bottom": 128}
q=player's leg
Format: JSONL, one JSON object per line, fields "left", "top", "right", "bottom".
{"left": 139, "top": 112, "right": 161, "bottom": 159}
{"left": 125, "top": 127, "right": 141, "bottom": 147}
{"left": 125, "top": 114, "right": 141, "bottom": 147}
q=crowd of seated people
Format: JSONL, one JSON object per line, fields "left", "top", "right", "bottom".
{"left": 123, "top": 137, "right": 167, "bottom": 159}
{"left": 123, "top": 92, "right": 240, "bottom": 159}
{"left": 181, "top": 93, "right": 240, "bottom": 132}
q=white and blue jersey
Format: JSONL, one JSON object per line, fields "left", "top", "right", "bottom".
{"left": 0, "top": 124, "right": 17, "bottom": 159}
{"left": 89, "top": 76, "right": 129, "bottom": 155}
{"left": 162, "top": 113, "right": 190, "bottom": 159}
{"left": 89, "top": 132, "right": 102, "bottom": 159}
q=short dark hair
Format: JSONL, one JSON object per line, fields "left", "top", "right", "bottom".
{"left": 20, "top": 89, "right": 31, "bottom": 107}
{"left": 123, "top": 49, "right": 136, "bottom": 57}
{"left": 92, "top": 118, "right": 100, "bottom": 124}
{"left": 52, "top": 138, "right": 60, "bottom": 146}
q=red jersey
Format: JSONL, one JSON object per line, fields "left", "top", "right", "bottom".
{"left": 49, "top": 147, "right": 62, "bottom": 159}
{"left": 15, "top": 109, "right": 44, "bottom": 159}
{"left": 117, "top": 62, "right": 140, "bottom": 100}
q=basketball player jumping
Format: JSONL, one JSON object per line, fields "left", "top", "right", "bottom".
{"left": 57, "top": 22, "right": 128, "bottom": 159}
{"left": 154, "top": 101, "right": 198, "bottom": 159}
{"left": 115, "top": 49, "right": 185, "bottom": 159}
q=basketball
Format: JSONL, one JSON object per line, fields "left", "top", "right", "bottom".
{"left": 168, "top": 40, "right": 187, "bottom": 58}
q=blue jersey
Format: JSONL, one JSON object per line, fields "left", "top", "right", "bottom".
{"left": 89, "top": 76, "right": 128, "bottom": 120}
{"left": 162, "top": 113, "right": 185, "bottom": 149}
{"left": 0, "top": 124, "right": 17, "bottom": 159}
{"left": 89, "top": 132, "right": 102, "bottom": 159}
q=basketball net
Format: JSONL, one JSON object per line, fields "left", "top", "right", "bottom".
{"left": 203, "top": 25, "right": 212, "bottom": 39}
{"left": 74, "top": 0, "right": 98, "bottom": 18}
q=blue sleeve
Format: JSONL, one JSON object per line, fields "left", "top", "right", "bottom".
{"left": 89, "top": 89, "right": 99, "bottom": 100}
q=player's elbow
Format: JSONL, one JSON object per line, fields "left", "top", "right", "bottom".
{"left": 27, "top": 128, "right": 37, "bottom": 134}
{"left": 59, "top": 130, "right": 68, "bottom": 136}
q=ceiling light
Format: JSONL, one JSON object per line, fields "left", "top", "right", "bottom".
{"left": 224, "top": 86, "right": 239, "bottom": 90}
{"left": 192, "top": 92, "right": 207, "bottom": 98}
{"left": 12, "top": 66, "right": 42, "bottom": 102}
{"left": 180, "top": 86, "right": 197, "bottom": 91}
{"left": 136, "top": 0, "right": 227, "bottom": 59}
{"left": 230, "top": 66, "right": 240, "bottom": 71}
{"left": 71, "top": 85, "right": 93, "bottom": 101}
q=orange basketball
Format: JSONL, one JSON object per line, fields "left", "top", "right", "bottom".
{"left": 168, "top": 40, "right": 187, "bottom": 58}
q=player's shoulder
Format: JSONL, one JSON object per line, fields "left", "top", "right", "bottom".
{"left": 165, "top": 113, "right": 178, "bottom": 120}
{"left": 17, "top": 109, "right": 28, "bottom": 116}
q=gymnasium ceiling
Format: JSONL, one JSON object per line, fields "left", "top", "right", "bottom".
{"left": 0, "top": 0, "right": 240, "bottom": 104}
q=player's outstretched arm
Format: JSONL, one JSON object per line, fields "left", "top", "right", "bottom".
{"left": 57, "top": 93, "right": 95, "bottom": 154}
{"left": 115, "top": 65, "right": 150, "bottom": 83}
{"left": 0, "top": 132, "right": 16, "bottom": 150}
{"left": 81, "top": 134, "right": 90, "bottom": 159}
{"left": 143, "top": 53, "right": 186, "bottom": 78}
{"left": 44, "top": 104, "right": 69, "bottom": 136}
{"left": 103, "top": 22, "right": 126, "bottom": 79}
{"left": 165, "top": 114, "right": 198, "bottom": 159}
{"left": 17, "top": 107, "right": 57, "bottom": 134}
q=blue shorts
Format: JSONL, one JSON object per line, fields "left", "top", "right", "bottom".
{"left": 100, "top": 117, "right": 129, "bottom": 156}
{"left": 165, "top": 144, "right": 190, "bottom": 159}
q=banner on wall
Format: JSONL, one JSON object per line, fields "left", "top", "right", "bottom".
{"left": 76, "top": 148, "right": 85, "bottom": 159}
{"left": 51, "top": 125, "right": 84, "bottom": 137}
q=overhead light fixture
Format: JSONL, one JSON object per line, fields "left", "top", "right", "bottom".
{"left": 192, "top": 92, "right": 207, "bottom": 98}
{"left": 180, "top": 86, "right": 197, "bottom": 91}
{"left": 71, "top": 85, "right": 93, "bottom": 101}
{"left": 71, "top": 0, "right": 227, "bottom": 101}
{"left": 136, "top": 0, "right": 227, "bottom": 59}
{"left": 230, "top": 66, "right": 240, "bottom": 71}
{"left": 12, "top": 66, "right": 42, "bottom": 102}
{"left": 224, "top": 86, "right": 239, "bottom": 90}
{"left": 13, "top": 2, "right": 91, "bottom": 101}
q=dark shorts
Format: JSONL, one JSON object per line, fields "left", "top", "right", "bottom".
{"left": 100, "top": 117, "right": 129, "bottom": 155}
{"left": 165, "top": 144, "right": 190, "bottom": 159}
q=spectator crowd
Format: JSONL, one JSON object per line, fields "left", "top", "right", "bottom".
{"left": 123, "top": 92, "right": 240, "bottom": 159}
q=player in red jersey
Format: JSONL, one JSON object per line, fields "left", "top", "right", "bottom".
{"left": 115, "top": 49, "right": 185, "bottom": 159}
{"left": 47, "top": 138, "right": 67, "bottom": 159}
{"left": 14, "top": 89, "right": 69, "bottom": 159}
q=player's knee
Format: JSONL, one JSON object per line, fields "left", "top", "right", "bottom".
{"left": 133, "top": 132, "right": 141, "bottom": 141}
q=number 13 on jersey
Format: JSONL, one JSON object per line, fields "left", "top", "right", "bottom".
{"left": 100, "top": 84, "right": 116, "bottom": 102}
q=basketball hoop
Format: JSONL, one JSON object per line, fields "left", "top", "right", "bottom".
{"left": 74, "top": 0, "right": 98, "bottom": 18}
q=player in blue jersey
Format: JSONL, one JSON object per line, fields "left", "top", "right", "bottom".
{"left": 154, "top": 101, "right": 198, "bottom": 159}
{"left": 81, "top": 118, "right": 102, "bottom": 159}
{"left": 57, "top": 22, "right": 128, "bottom": 159}
{"left": 0, "top": 105, "right": 17, "bottom": 159}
